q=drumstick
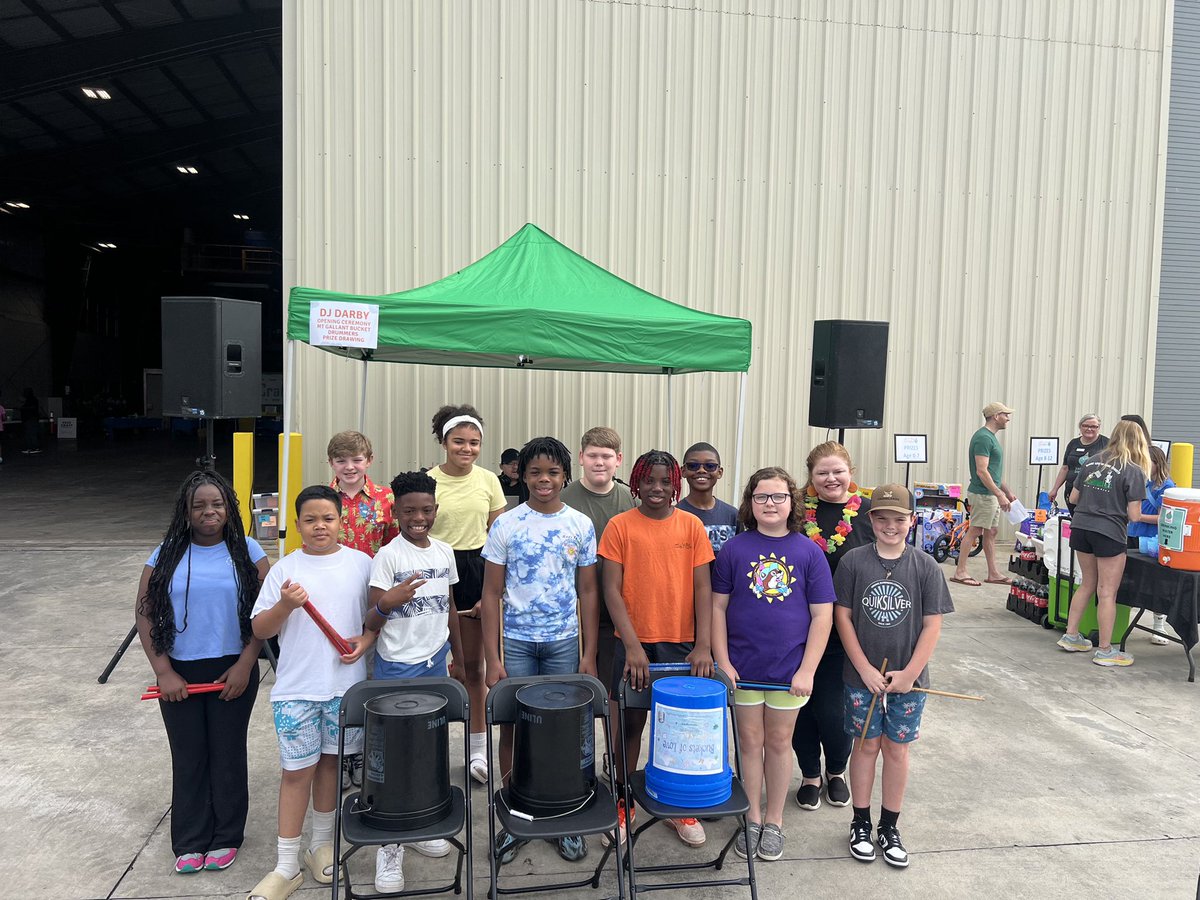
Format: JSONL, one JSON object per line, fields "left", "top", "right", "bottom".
{"left": 911, "top": 687, "right": 985, "bottom": 702}
{"left": 141, "top": 683, "right": 226, "bottom": 700}
{"left": 735, "top": 680, "right": 792, "bottom": 692}
{"left": 858, "top": 658, "right": 888, "bottom": 750}
{"left": 302, "top": 600, "right": 355, "bottom": 656}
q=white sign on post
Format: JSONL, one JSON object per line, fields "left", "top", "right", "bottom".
{"left": 1029, "top": 437, "right": 1059, "bottom": 466}
{"left": 893, "top": 434, "right": 927, "bottom": 464}
{"left": 309, "top": 302, "right": 379, "bottom": 348}
{"left": 1151, "top": 439, "right": 1171, "bottom": 457}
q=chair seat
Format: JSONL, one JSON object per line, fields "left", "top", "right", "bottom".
{"left": 627, "top": 771, "right": 749, "bottom": 820}
{"left": 341, "top": 787, "right": 466, "bottom": 847}
{"left": 495, "top": 782, "right": 619, "bottom": 841}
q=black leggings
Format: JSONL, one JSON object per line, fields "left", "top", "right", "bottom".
{"left": 791, "top": 648, "right": 850, "bottom": 779}
{"left": 159, "top": 654, "right": 259, "bottom": 856}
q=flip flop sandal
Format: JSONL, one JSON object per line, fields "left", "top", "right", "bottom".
{"left": 985, "top": 576, "right": 1012, "bottom": 585}
{"left": 950, "top": 576, "right": 982, "bottom": 586}
{"left": 469, "top": 753, "right": 489, "bottom": 785}
{"left": 247, "top": 870, "right": 303, "bottom": 900}
{"left": 303, "top": 844, "right": 335, "bottom": 884}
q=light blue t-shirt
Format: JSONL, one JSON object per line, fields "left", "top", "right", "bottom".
{"left": 481, "top": 503, "right": 597, "bottom": 642}
{"left": 147, "top": 538, "right": 266, "bottom": 660}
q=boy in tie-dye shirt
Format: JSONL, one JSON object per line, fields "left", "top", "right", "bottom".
{"left": 480, "top": 436, "right": 599, "bottom": 863}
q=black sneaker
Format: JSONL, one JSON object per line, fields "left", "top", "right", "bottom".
{"left": 876, "top": 824, "right": 909, "bottom": 868}
{"left": 849, "top": 820, "right": 875, "bottom": 862}
{"left": 794, "top": 780, "right": 821, "bottom": 810}
{"left": 825, "top": 772, "right": 851, "bottom": 807}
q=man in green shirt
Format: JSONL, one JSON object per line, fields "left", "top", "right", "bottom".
{"left": 952, "top": 402, "right": 1017, "bottom": 586}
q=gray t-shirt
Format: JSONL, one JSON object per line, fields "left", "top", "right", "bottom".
{"left": 676, "top": 497, "right": 739, "bottom": 557}
{"left": 834, "top": 545, "right": 955, "bottom": 689}
{"left": 1072, "top": 457, "right": 1147, "bottom": 545}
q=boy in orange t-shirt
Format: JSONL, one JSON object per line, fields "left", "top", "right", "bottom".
{"left": 598, "top": 449, "right": 715, "bottom": 850}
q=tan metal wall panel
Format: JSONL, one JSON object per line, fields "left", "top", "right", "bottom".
{"left": 284, "top": 0, "right": 1168, "bottom": 508}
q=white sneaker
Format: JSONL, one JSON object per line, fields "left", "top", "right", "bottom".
{"left": 1151, "top": 614, "right": 1170, "bottom": 645}
{"left": 411, "top": 839, "right": 451, "bottom": 858}
{"left": 375, "top": 844, "right": 405, "bottom": 893}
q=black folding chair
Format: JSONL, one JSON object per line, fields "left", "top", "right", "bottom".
{"left": 617, "top": 669, "right": 757, "bottom": 898}
{"left": 332, "top": 677, "right": 472, "bottom": 899}
{"left": 485, "top": 674, "right": 625, "bottom": 899}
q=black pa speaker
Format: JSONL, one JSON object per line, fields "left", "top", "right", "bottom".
{"left": 808, "top": 320, "right": 889, "bottom": 429}
{"left": 161, "top": 296, "right": 262, "bottom": 418}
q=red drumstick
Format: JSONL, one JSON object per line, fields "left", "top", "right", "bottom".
{"left": 302, "top": 600, "right": 355, "bottom": 656}
{"left": 141, "top": 682, "right": 227, "bottom": 700}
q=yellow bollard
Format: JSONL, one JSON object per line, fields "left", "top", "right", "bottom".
{"left": 1170, "top": 442, "right": 1194, "bottom": 489}
{"left": 233, "top": 432, "right": 255, "bottom": 536}
{"left": 278, "top": 432, "right": 304, "bottom": 554}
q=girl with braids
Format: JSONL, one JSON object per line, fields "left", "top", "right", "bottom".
{"left": 426, "top": 404, "right": 507, "bottom": 784}
{"left": 135, "top": 470, "right": 268, "bottom": 876}
{"left": 482, "top": 437, "right": 599, "bottom": 862}
{"left": 711, "top": 467, "right": 835, "bottom": 861}
{"left": 598, "top": 449, "right": 715, "bottom": 850}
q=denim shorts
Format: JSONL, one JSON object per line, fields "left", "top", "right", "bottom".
{"left": 843, "top": 684, "right": 926, "bottom": 744}
{"left": 373, "top": 641, "right": 451, "bottom": 680}
{"left": 272, "top": 697, "right": 362, "bottom": 770}
{"left": 502, "top": 634, "right": 579, "bottom": 677}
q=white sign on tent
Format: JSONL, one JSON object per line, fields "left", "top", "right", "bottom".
{"left": 309, "top": 301, "right": 379, "bottom": 348}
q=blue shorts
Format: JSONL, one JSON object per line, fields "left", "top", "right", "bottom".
{"left": 502, "top": 634, "right": 579, "bottom": 677}
{"left": 373, "top": 641, "right": 451, "bottom": 680}
{"left": 843, "top": 684, "right": 927, "bottom": 744}
{"left": 272, "top": 697, "right": 363, "bottom": 771}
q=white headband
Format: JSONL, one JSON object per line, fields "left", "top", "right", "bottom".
{"left": 442, "top": 415, "right": 483, "bottom": 438}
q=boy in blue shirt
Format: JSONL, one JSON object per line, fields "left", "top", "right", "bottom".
{"left": 481, "top": 436, "right": 599, "bottom": 864}
{"left": 675, "top": 441, "right": 739, "bottom": 557}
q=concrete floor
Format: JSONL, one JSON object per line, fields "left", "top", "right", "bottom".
{"left": 2, "top": 437, "right": 1199, "bottom": 899}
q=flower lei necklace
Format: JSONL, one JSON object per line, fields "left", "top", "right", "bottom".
{"left": 803, "top": 485, "right": 862, "bottom": 554}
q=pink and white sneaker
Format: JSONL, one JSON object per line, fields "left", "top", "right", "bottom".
{"left": 203, "top": 848, "right": 238, "bottom": 870}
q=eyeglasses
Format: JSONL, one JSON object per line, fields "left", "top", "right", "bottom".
{"left": 684, "top": 461, "right": 720, "bottom": 472}
{"left": 751, "top": 492, "right": 791, "bottom": 505}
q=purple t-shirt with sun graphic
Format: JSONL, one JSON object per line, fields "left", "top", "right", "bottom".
{"left": 712, "top": 530, "right": 836, "bottom": 684}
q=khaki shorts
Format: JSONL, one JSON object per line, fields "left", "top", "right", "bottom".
{"left": 968, "top": 491, "right": 1002, "bottom": 530}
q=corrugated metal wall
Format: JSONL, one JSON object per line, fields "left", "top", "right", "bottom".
{"left": 284, "top": 0, "right": 1170, "bottom": 505}
{"left": 1154, "top": 0, "right": 1199, "bottom": 486}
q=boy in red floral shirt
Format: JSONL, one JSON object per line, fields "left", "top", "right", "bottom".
{"left": 327, "top": 431, "right": 399, "bottom": 557}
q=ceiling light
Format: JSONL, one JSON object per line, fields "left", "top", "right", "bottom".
{"left": 233, "top": 213, "right": 250, "bottom": 220}
{"left": 5, "top": 200, "right": 30, "bottom": 209}
{"left": 82, "top": 87, "right": 112, "bottom": 100}
{"left": 98, "top": 242, "right": 117, "bottom": 249}
{"left": 175, "top": 165, "right": 198, "bottom": 175}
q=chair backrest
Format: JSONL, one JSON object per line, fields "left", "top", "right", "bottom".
{"left": 487, "top": 673, "right": 608, "bottom": 725}
{"left": 619, "top": 668, "right": 734, "bottom": 712}
{"left": 340, "top": 677, "right": 468, "bottom": 728}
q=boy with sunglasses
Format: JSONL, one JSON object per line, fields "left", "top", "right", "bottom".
{"left": 676, "top": 442, "right": 739, "bottom": 557}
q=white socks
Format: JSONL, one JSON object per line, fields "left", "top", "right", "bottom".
{"left": 275, "top": 835, "right": 302, "bottom": 879}
{"left": 470, "top": 732, "right": 486, "bottom": 758}
{"left": 310, "top": 808, "right": 336, "bottom": 849}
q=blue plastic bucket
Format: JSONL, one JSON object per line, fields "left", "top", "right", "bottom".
{"left": 644, "top": 677, "right": 731, "bottom": 807}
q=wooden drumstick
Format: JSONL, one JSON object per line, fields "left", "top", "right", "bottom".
{"left": 911, "top": 687, "right": 985, "bottom": 701}
{"left": 858, "top": 658, "right": 889, "bottom": 750}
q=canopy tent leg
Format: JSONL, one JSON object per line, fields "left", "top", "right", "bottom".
{"left": 733, "top": 370, "right": 747, "bottom": 495}
{"left": 279, "top": 338, "right": 296, "bottom": 558}
{"left": 358, "top": 357, "right": 369, "bottom": 432}
{"left": 666, "top": 372, "right": 674, "bottom": 452}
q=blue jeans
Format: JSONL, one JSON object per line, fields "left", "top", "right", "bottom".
{"left": 502, "top": 634, "right": 579, "bottom": 677}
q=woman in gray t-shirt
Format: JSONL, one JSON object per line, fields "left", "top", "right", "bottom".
{"left": 1056, "top": 421, "right": 1158, "bottom": 667}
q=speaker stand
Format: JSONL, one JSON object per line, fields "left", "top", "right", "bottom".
{"left": 837, "top": 428, "right": 845, "bottom": 446}
{"left": 196, "top": 417, "right": 217, "bottom": 471}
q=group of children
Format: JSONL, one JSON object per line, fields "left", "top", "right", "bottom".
{"left": 150, "top": 417, "right": 950, "bottom": 900}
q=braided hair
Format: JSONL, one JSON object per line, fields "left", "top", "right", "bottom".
{"left": 139, "top": 470, "right": 261, "bottom": 656}
{"left": 517, "top": 437, "right": 573, "bottom": 483}
{"left": 629, "top": 449, "right": 682, "bottom": 502}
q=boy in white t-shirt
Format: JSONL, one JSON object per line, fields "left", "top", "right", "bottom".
{"left": 362, "top": 470, "right": 467, "bottom": 892}
{"left": 248, "top": 486, "right": 375, "bottom": 900}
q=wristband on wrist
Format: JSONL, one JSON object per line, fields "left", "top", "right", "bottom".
{"left": 374, "top": 603, "right": 390, "bottom": 620}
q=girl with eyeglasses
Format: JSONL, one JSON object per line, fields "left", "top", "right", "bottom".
{"left": 710, "top": 467, "right": 836, "bottom": 861}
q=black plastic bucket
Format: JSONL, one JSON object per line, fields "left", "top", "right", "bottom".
{"left": 507, "top": 682, "right": 595, "bottom": 816}
{"left": 358, "top": 692, "right": 450, "bottom": 830}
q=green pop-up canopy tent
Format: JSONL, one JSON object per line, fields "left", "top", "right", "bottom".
{"left": 281, "top": 224, "right": 753, "bottom": 543}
